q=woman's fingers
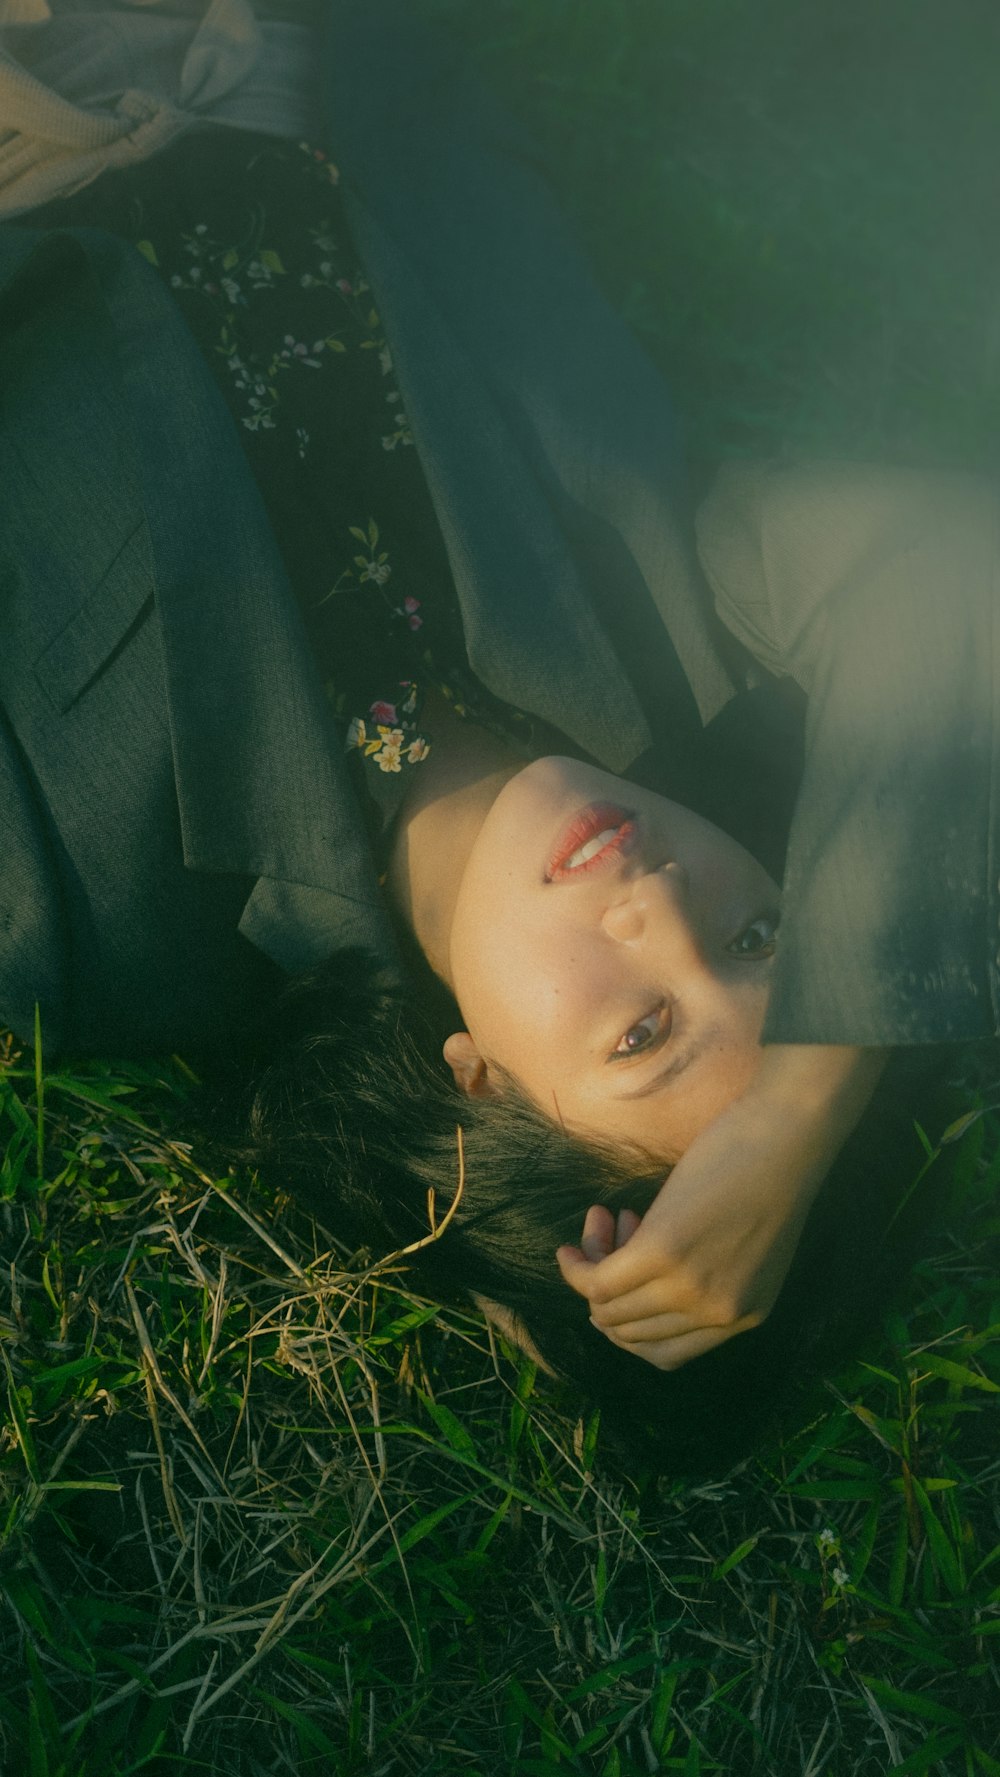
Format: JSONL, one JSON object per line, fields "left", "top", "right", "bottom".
{"left": 602, "top": 1322, "right": 750, "bottom": 1371}
{"left": 579, "top": 1203, "right": 642, "bottom": 1260}
{"left": 597, "top": 1306, "right": 763, "bottom": 1345}
{"left": 558, "top": 1251, "right": 721, "bottom": 1335}
{"left": 559, "top": 1203, "right": 648, "bottom": 1274}
{"left": 558, "top": 1201, "right": 765, "bottom": 1372}
{"left": 614, "top": 1208, "right": 642, "bottom": 1248}
{"left": 590, "top": 1309, "right": 694, "bottom": 1342}
{"left": 556, "top": 1231, "right": 669, "bottom": 1300}
{"left": 589, "top": 1283, "right": 730, "bottom": 1331}
{"left": 557, "top": 1238, "right": 702, "bottom": 1320}
{"left": 578, "top": 1202, "right": 617, "bottom": 1262}
{"left": 587, "top": 1276, "right": 701, "bottom": 1328}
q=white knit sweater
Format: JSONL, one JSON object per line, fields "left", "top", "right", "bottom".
{"left": 0, "top": 0, "right": 319, "bottom": 217}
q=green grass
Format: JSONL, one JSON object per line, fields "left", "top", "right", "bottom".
{"left": 431, "top": 0, "right": 1000, "bottom": 468}
{"left": 1, "top": 1038, "right": 998, "bottom": 1773}
{"left": 3, "top": 1, "right": 1000, "bottom": 1771}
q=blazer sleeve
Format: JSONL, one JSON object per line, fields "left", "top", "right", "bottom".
{"left": 695, "top": 459, "right": 1000, "bottom": 1046}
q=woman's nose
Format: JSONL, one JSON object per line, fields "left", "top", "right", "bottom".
{"left": 601, "top": 863, "right": 705, "bottom": 957}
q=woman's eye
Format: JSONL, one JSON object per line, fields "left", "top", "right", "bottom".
{"left": 611, "top": 1006, "right": 671, "bottom": 1059}
{"left": 726, "top": 911, "right": 780, "bottom": 958}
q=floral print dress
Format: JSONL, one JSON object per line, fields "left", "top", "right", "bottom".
{"left": 33, "top": 129, "right": 559, "bottom": 855}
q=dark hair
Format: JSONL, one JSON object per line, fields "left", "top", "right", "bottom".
{"left": 236, "top": 953, "right": 664, "bottom": 1304}
{"left": 234, "top": 949, "right": 956, "bottom": 1475}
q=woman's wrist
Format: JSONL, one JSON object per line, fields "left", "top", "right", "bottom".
{"left": 752, "top": 1042, "right": 889, "bottom": 1145}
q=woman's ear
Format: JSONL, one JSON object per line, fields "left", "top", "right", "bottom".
{"left": 442, "top": 1031, "right": 496, "bottom": 1098}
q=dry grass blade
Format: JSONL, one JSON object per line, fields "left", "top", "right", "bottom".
{"left": 125, "top": 1279, "right": 229, "bottom": 1494}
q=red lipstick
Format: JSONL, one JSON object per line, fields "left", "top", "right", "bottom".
{"left": 546, "top": 802, "right": 636, "bottom": 881}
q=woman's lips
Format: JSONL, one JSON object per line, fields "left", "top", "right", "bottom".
{"left": 546, "top": 802, "right": 636, "bottom": 881}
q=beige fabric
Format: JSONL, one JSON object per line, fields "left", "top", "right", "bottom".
{"left": 0, "top": 0, "right": 319, "bottom": 216}
{"left": 696, "top": 459, "right": 999, "bottom": 1045}
{"left": 696, "top": 458, "right": 996, "bottom": 694}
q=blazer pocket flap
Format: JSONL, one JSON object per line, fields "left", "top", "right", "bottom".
{"left": 36, "top": 522, "right": 154, "bottom": 713}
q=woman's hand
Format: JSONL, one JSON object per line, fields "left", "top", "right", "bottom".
{"left": 556, "top": 1045, "right": 886, "bottom": 1370}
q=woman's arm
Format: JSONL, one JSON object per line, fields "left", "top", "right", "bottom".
{"left": 557, "top": 1044, "right": 886, "bottom": 1369}
{"left": 698, "top": 459, "right": 1000, "bottom": 1047}
{"left": 562, "top": 461, "right": 998, "bottom": 1367}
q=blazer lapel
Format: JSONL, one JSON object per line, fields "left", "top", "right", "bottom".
{"left": 324, "top": 1, "right": 739, "bottom": 777}
{"left": 69, "top": 228, "right": 396, "bottom": 969}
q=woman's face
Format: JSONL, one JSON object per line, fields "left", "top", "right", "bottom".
{"left": 445, "top": 756, "right": 781, "bottom": 1161}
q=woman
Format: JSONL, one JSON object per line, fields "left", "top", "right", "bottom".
{"left": 0, "top": 1, "right": 994, "bottom": 1456}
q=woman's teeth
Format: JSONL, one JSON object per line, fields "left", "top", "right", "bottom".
{"left": 565, "top": 828, "right": 620, "bottom": 869}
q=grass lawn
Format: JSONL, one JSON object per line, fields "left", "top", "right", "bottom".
{"left": 2, "top": 2, "right": 1000, "bottom": 1772}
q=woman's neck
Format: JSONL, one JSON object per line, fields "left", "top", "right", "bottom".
{"left": 384, "top": 689, "right": 523, "bottom": 987}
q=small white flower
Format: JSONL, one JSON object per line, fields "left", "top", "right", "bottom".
{"left": 818, "top": 1527, "right": 836, "bottom": 1549}
{"left": 832, "top": 1566, "right": 849, "bottom": 1589}
{"left": 170, "top": 274, "right": 183, "bottom": 288}
{"left": 360, "top": 561, "right": 391, "bottom": 586}
{"left": 374, "top": 728, "right": 405, "bottom": 772}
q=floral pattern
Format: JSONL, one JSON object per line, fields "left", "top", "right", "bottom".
{"left": 345, "top": 681, "right": 431, "bottom": 774}
{"left": 146, "top": 148, "right": 408, "bottom": 454}
{"left": 38, "top": 128, "right": 557, "bottom": 860}
{"left": 322, "top": 520, "right": 423, "bottom": 629}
